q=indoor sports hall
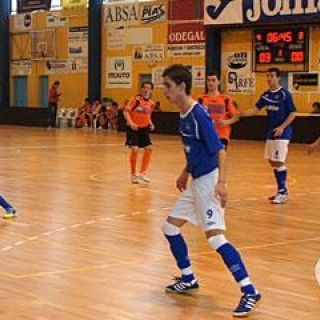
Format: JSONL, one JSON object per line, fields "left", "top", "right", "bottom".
{"left": 0, "top": 1, "right": 320, "bottom": 319}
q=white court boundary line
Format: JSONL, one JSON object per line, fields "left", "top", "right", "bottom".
{"left": 316, "top": 258, "right": 320, "bottom": 288}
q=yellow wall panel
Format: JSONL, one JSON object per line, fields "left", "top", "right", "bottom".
{"left": 9, "top": 4, "right": 320, "bottom": 114}
{"left": 10, "top": 10, "right": 88, "bottom": 108}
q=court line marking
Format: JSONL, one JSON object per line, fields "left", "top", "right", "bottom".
{"left": 316, "top": 259, "right": 320, "bottom": 288}
{"left": 0, "top": 143, "right": 124, "bottom": 150}
{"left": 1, "top": 184, "right": 320, "bottom": 279}
{"left": 2, "top": 190, "right": 320, "bottom": 255}
{"left": 1, "top": 201, "right": 320, "bottom": 280}
{"left": 0, "top": 140, "right": 180, "bottom": 151}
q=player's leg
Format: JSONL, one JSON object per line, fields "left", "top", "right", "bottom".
{"left": 162, "top": 190, "right": 199, "bottom": 293}
{"left": 0, "top": 195, "right": 16, "bottom": 219}
{"left": 207, "top": 230, "right": 261, "bottom": 316}
{"left": 265, "top": 140, "right": 289, "bottom": 203}
{"left": 47, "top": 102, "right": 57, "bottom": 128}
{"left": 194, "top": 170, "right": 260, "bottom": 316}
{"left": 220, "top": 138, "right": 229, "bottom": 151}
{"left": 125, "top": 127, "right": 140, "bottom": 183}
{"left": 129, "top": 147, "right": 139, "bottom": 183}
{"left": 138, "top": 127, "right": 152, "bottom": 183}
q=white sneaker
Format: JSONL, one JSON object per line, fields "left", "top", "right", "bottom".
{"left": 271, "top": 193, "right": 288, "bottom": 204}
{"left": 131, "top": 175, "right": 140, "bottom": 184}
{"left": 139, "top": 174, "right": 150, "bottom": 184}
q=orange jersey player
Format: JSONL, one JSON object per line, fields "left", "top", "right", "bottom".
{"left": 75, "top": 97, "right": 92, "bottom": 128}
{"left": 125, "top": 94, "right": 154, "bottom": 129}
{"left": 198, "top": 72, "right": 239, "bottom": 149}
{"left": 123, "top": 81, "right": 155, "bottom": 184}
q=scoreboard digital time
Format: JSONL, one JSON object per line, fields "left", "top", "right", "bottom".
{"left": 254, "top": 27, "right": 308, "bottom": 72}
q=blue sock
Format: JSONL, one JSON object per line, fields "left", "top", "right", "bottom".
{"left": 275, "top": 168, "right": 287, "bottom": 193}
{"left": 0, "top": 195, "right": 12, "bottom": 210}
{"left": 165, "top": 234, "right": 195, "bottom": 282}
{"left": 217, "top": 243, "right": 255, "bottom": 294}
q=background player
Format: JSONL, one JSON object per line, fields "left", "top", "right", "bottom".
{"left": 198, "top": 72, "right": 239, "bottom": 149}
{"left": 123, "top": 81, "right": 155, "bottom": 184}
{"left": 161, "top": 64, "right": 261, "bottom": 317}
{"left": 240, "top": 67, "right": 296, "bottom": 204}
{"left": 47, "top": 80, "right": 62, "bottom": 128}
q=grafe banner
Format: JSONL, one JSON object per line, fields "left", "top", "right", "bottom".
{"left": 17, "top": 0, "right": 52, "bottom": 13}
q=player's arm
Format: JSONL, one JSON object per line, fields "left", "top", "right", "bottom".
{"left": 216, "top": 148, "right": 227, "bottom": 208}
{"left": 308, "top": 136, "right": 320, "bottom": 155}
{"left": 149, "top": 119, "right": 155, "bottom": 131}
{"left": 123, "top": 98, "right": 138, "bottom": 130}
{"left": 149, "top": 102, "right": 155, "bottom": 131}
{"left": 217, "top": 99, "right": 239, "bottom": 126}
{"left": 239, "top": 106, "right": 260, "bottom": 118}
{"left": 273, "top": 111, "right": 296, "bottom": 137}
{"left": 176, "top": 166, "right": 189, "bottom": 192}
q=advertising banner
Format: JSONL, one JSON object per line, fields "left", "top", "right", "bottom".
{"left": 222, "top": 51, "right": 255, "bottom": 93}
{"left": 14, "top": 13, "right": 33, "bottom": 31}
{"left": 167, "top": 23, "right": 205, "bottom": 57}
{"left": 68, "top": 27, "right": 88, "bottom": 58}
{"left": 11, "top": 60, "right": 32, "bottom": 75}
{"left": 46, "top": 13, "right": 68, "bottom": 27}
{"left": 204, "top": 0, "right": 320, "bottom": 26}
{"left": 106, "top": 57, "right": 132, "bottom": 89}
{"left": 168, "top": 0, "right": 204, "bottom": 21}
{"left": 46, "top": 59, "right": 88, "bottom": 74}
{"left": 133, "top": 44, "right": 164, "bottom": 61}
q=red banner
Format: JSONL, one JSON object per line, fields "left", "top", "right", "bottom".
{"left": 168, "top": 23, "right": 205, "bottom": 45}
{"left": 168, "top": 0, "right": 204, "bottom": 21}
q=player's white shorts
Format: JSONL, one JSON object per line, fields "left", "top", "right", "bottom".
{"left": 264, "top": 139, "right": 289, "bottom": 162}
{"left": 169, "top": 169, "right": 226, "bottom": 232}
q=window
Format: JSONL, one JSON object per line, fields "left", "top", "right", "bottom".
{"left": 10, "top": 0, "right": 154, "bottom": 13}
{"left": 103, "top": 0, "right": 155, "bottom": 3}
{"left": 11, "top": 0, "right": 62, "bottom": 13}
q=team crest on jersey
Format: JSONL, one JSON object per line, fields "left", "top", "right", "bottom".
{"left": 184, "top": 145, "right": 191, "bottom": 153}
{"left": 267, "top": 105, "right": 279, "bottom": 111}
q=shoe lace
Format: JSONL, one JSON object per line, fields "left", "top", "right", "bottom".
{"left": 237, "top": 294, "right": 249, "bottom": 308}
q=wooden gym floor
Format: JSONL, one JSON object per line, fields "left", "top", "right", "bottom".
{"left": 0, "top": 126, "right": 319, "bottom": 320}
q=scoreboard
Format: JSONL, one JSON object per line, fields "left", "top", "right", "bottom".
{"left": 254, "top": 27, "right": 308, "bottom": 72}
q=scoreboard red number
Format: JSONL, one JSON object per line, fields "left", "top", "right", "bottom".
{"left": 291, "top": 51, "right": 304, "bottom": 62}
{"left": 258, "top": 52, "right": 272, "bottom": 63}
{"left": 266, "top": 31, "right": 292, "bottom": 43}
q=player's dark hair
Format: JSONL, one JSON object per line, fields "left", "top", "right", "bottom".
{"left": 207, "top": 71, "right": 220, "bottom": 79}
{"left": 162, "top": 64, "right": 192, "bottom": 95}
{"left": 141, "top": 81, "right": 154, "bottom": 89}
{"left": 268, "top": 67, "right": 281, "bottom": 77}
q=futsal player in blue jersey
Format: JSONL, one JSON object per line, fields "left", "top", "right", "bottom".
{"left": 240, "top": 67, "right": 296, "bottom": 204}
{"left": 161, "top": 64, "right": 261, "bottom": 317}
